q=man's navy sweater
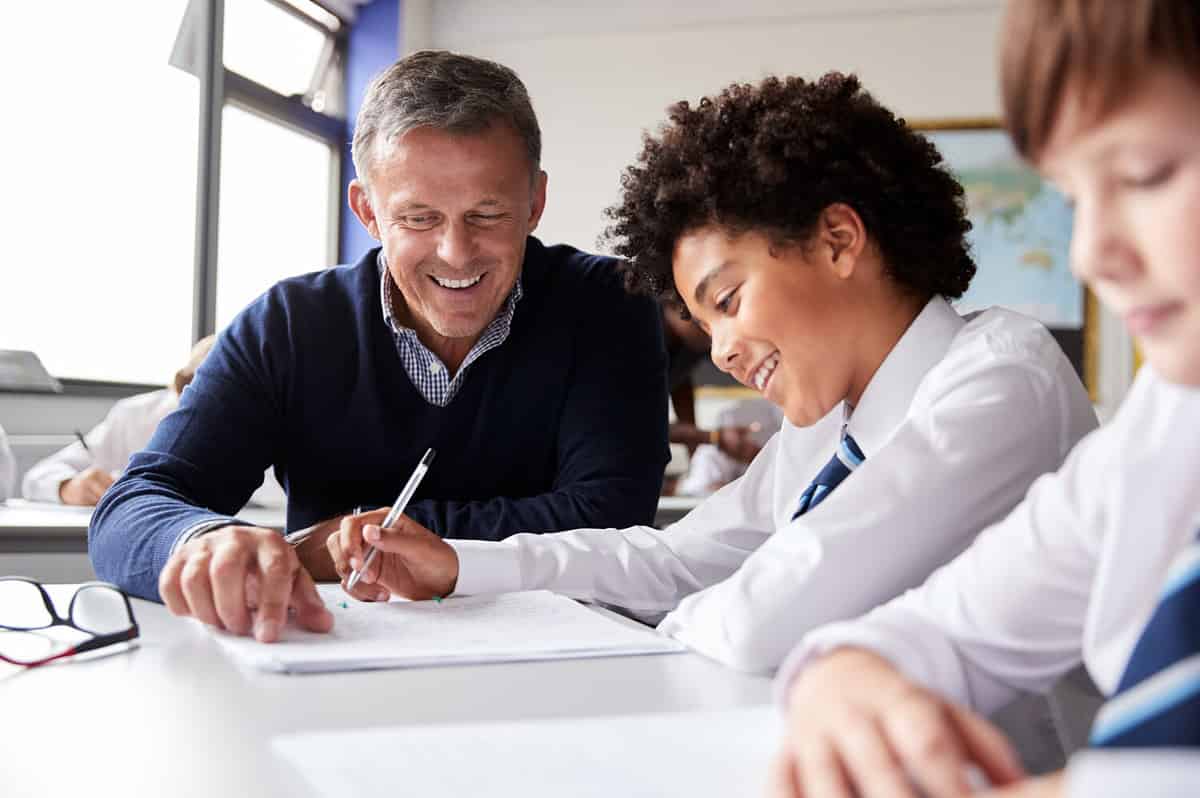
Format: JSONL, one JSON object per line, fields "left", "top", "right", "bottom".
{"left": 90, "top": 238, "right": 670, "bottom": 600}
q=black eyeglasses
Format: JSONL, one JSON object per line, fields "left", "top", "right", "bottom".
{"left": 0, "top": 577, "right": 140, "bottom": 667}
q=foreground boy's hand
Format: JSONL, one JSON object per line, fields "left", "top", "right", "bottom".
{"left": 159, "top": 525, "right": 333, "bottom": 643}
{"left": 326, "top": 512, "right": 458, "bottom": 601}
{"left": 771, "top": 647, "right": 1025, "bottom": 798}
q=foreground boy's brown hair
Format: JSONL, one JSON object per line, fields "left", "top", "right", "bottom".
{"left": 1002, "top": 0, "right": 1200, "bottom": 160}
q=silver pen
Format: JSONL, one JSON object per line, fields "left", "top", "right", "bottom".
{"left": 346, "top": 448, "right": 436, "bottom": 591}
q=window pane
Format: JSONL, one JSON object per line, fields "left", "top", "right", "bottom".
{"left": 224, "top": 0, "right": 330, "bottom": 98}
{"left": 216, "top": 106, "right": 333, "bottom": 329}
{"left": 0, "top": 2, "right": 198, "bottom": 383}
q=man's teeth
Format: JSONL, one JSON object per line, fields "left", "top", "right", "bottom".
{"left": 753, "top": 352, "right": 780, "bottom": 391}
{"left": 433, "top": 274, "right": 483, "bottom": 289}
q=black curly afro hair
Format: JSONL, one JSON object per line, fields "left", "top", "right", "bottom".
{"left": 604, "top": 72, "right": 976, "bottom": 310}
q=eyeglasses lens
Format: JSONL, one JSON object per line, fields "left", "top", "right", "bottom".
{"left": 70, "top": 584, "right": 134, "bottom": 636}
{"left": 0, "top": 581, "right": 60, "bottom": 664}
{"left": 0, "top": 580, "right": 54, "bottom": 631}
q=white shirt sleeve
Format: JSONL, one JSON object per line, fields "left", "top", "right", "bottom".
{"left": 451, "top": 430, "right": 782, "bottom": 623}
{"left": 0, "top": 426, "right": 16, "bottom": 501}
{"left": 21, "top": 427, "right": 97, "bottom": 502}
{"left": 659, "top": 360, "right": 1084, "bottom": 673}
{"left": 778, "top": 422, "right": 1105, "bottom": 713}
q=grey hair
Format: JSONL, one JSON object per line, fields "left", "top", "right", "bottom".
{"left": 351, "top": 50, "right": 542, "bottom": 184}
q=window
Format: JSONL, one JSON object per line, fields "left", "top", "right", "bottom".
{"left": 0, "top": 0, "right": 347, "bottom": 386}
{"left": 1, "top": 1, "right": 199, "bottom": 384}
{"left": 224, "top": 0, "right": 333, "bottom": 100}
{"left": 216, "top": 105, "right": 334, "bottom": 328}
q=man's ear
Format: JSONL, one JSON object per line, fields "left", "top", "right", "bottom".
{"left": 349, "top": 179, "right": 381, "bottom": 240}
{"left": 818, "top": 203, "right": 867, "bottom": 278}
{"left": 526, "top": 170, "right": 548, "bottom": 232}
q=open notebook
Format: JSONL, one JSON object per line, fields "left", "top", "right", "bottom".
{"left": 273, "top": 705, "right": 781, "bottom": 797}
{"left": 211, "top": 584, "right": 684, "bottom": 673}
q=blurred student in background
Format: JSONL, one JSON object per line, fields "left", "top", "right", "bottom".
{"left": 773, "top": 2, "right": 1200, "bottom": 796}
{"left": 0, "top": 423, "right": 15, "bottom": 501}
{"left": 662, "top": 304, "right": 763, "bottom": 473}
{"left": 675, "top": 397, "right": 782, "bottom": 496}
{"left": 22, "top": 336, "right": 285, "bottom": 508}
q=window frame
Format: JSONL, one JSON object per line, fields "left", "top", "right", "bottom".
{"left": 192, "top": 0, "right": 349, "bottom": 345}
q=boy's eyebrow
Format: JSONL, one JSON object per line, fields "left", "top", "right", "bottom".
{"left": 693, "top": 262, "right": 733, "bottom": 305}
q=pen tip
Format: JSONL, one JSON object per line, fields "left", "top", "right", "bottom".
{"left": 423, "top": 449, "right": 437, "bottom": 466}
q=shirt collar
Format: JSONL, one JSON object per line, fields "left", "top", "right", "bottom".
{"left": 844, "top": 295, "right": 964, "bottom": 455}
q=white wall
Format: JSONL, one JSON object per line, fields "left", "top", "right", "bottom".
{"left": 426, "top": 0, "right": 1005, "bottom": 252}
{"left": 419, "top": 0, "right": 1135, "bottom": 412}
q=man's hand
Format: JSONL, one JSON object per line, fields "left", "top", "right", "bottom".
{"left": 716, "top": 424, "right": 763, "bottom": 464}
{"left": 59, "top": 467, "right": 116, "bottom": 505}
{"left": 326, "top": 512, "right": 458, "bottom": 601}
{"left": 158, "top": 525, "right": 333, "bottom": 642}
{"left": 770, "top": 647, "right": 1025, "bottom": 798}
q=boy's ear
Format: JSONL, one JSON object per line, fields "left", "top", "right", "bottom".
{"left": 818, "top": 203, "right": 867, "bottom": 277}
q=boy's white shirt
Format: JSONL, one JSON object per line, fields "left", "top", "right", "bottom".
{"left": 0, "top": 425, "right": 16, "bottom": 501}
{"left": 778, "top": 367, "right": 1200, "bottom": 795}
{"left": 21, "top": 389, "right": 286, "bottom": 508}
{"left": 451, "top": 296, "right": 1098, "bottom": 672}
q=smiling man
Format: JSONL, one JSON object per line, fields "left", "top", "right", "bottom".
{"left": 88, "top": 51, "right": 669, "bottom": 642}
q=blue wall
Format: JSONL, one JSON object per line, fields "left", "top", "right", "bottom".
{"left": 340, "top": 0, "right": 401, "bottom": 263}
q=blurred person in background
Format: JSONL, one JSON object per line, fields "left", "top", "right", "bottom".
{"left": 22, "top": 336, "right": 285, "bottom": 508}
{"left": 0, "top": 423, "right": 15, "bottom": 501}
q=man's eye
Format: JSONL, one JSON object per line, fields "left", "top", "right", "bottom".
{"left": 471, "top": 213, "right": 505, "bottom": 224}
{"left": 402, "top": 215, "right": 438, "bottom": 228}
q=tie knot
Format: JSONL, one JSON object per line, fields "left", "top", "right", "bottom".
{"left": 838, "top": 431, "right": 865, "bottom": 470}
{"left": 791, "top": 431, "right": 866, "bottom": 520}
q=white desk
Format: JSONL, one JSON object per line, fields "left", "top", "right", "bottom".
{"left": 0, "top": 497, "right": 701, "bottom": 582}
{"left": 0, "top": 499, "right": 286, "bottom": 553}
{"left": 0, "top": 497, "right": 701, "bottom": 554}
{"left": 0, "top": 586, "right": 773, "bottom": 798}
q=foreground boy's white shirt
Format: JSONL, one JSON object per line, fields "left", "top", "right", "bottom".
{"left": 779, "top": 368, "right": 1200, "bottom": 794}
{"left": 450, "top": 297, "right": 1097, "bottom": 672}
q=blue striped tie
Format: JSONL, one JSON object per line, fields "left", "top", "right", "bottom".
{"left": 792, "top": 429, "right": 865, "bottom": 520}
{"left": 1089, "top": 529, "right": 1200, "bottom": 748}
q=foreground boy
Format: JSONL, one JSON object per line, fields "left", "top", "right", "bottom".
{"left": 773, "top": 1, "right": 1200, "bottom": 795}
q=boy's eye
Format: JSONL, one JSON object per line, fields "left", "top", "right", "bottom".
{"left": 715, "top": 287, "right": 739, "bottom": 313}
{"left": 1123, "top": 161, "right": 1177, "bottom": 189}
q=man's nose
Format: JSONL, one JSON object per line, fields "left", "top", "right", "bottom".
{"left": 436, "top": 220, "right": 478, "bottom": 268}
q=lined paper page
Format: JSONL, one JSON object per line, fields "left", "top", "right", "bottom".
{"left": 212, "top": 584, "right": 684, "bottom": 672}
